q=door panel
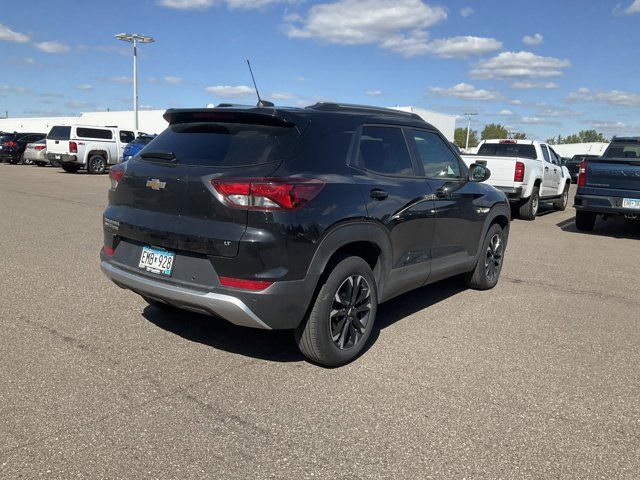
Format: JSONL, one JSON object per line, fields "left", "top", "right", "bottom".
{"left": 540, "top": 145, "right": 556, "bottom": 196}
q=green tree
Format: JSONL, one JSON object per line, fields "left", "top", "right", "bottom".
{"left": 548, "top": 131, "right": 608, "bottom": 144}
{"left": 481, "top": 123, "right": 509, "bottom": 140}
{"left": 513, "top": 132, "right": 527, "bottom": 140}
{"left": 454, "top": 127, "right": 478, "bottom": 148}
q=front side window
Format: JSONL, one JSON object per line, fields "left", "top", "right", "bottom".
{"left": 356, "top": 126, "right": 414, "bottom": 176}
{"left": 408, "top": 129, "right": 461, "bottom": 179}
{"left": 119, "top": 131, "right": 135, "bottom": 143}
{"left": 76, "top": 128, "right": 113, "bottom": 140}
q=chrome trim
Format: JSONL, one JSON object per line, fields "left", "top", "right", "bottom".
{"left": 100, "top": 261, "right": 271, "bottom": 330}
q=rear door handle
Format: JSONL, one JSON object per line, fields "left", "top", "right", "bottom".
{"left": 369, "top": 189, "right": 388, "bottom": 200}
{"left": 545, "top": 166, "right": 549, "bottom": 171}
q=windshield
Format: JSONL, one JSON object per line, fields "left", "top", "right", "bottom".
{"left": 47, "top": 126, "right": 71, "bottom": 141}
{"left": 603, "top": 142, "right": 640, "bottom": 159}
{"left": 477, "top": 143, "right": 537, "bottom": 160}
{"left": 144, "top": 122, "right": 299, "bottom": 167}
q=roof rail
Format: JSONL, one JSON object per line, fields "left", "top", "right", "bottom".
{"left": 306, "top": 102, "right": 422, "bottom": 120}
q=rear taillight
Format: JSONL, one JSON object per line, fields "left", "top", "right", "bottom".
{"left": 103, "top": 245, "right": 116, "bottom": 257}
{"left": 3, "top": 140, "right": 17, "bottom": 148}
{"left": 211, "top": 178, "right": 325, "bottom": 211}
{"left": 578, "top": 160, "right": 588, "bottom": 187}
{"left": 35, "top": 145, "right": 46, "bottom": 151}
{"left": 69, "top": 141, "right": 78, "bottom": 153}
{"left": 219, "top": 276, "right": 273, "bottom": 291}
{"left": 514, "top": 161, "right": 525, "bottom": 182}
{"left": 109, "top": 163, "right": 126, "bottom": 189}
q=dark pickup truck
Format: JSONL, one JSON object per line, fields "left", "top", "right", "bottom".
{"left": 574, "top": 137, "right": 640, "bottom": 231}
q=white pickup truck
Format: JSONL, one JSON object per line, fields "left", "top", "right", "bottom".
{"left": 46, "top": 125, "right": 140, "bottom": 174}
{"left": 462, "top": 139, "right": 571, "bottom": 220}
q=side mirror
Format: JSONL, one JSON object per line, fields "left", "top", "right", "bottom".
{"left": 468, "top": 163, "right": 491, "bottom": 183}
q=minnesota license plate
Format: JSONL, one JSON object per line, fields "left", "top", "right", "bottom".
{"left": 622, "top": 198, "right": 640, "bottom": 210}
{"left": 138, "top": 247, "right": 175, "bottom": 276}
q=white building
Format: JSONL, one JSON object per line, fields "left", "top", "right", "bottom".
{"left": 550, "top": 142, "right": 609, "bottom": 159}
{"left": 391, "top": 106, "right": 456, "bottom": 141}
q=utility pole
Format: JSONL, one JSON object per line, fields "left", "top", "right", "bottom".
{"left": 464, "top": 112, "right": 477, "bottom": 151}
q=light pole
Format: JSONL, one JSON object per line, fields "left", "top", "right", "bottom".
{"left": 115, "top": 33, "right": 155, "bottom": 131}
{"left": 464, "top": 112, "right": 477, "bottom": 151}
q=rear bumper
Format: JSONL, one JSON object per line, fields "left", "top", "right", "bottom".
{"left": 101, "top": 260, "right": 273, "bottom": 329}
{"left": 47, "top": 153, "right": 77, "bottom": 163}
{"left": 0, "top": 152, "right": 18, "bottom": 161}
{"left": 494, "top": 186, "right": 523, "bottom": 201}
{"left": 574, "top": 194, "right": 637, "bottom": 215}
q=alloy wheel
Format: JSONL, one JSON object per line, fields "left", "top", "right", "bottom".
{"left": 485, "top": 233, "right": 503, "bottom": 281}
{"left": 330, "top": 275, "right": 372, "bottom": 350}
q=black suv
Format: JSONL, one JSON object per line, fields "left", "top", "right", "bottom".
{"left": 100, "top": 104, "right": 510, "bottom": 366}
{"left": 0, "top": 132, "right": 46, "bottom": 164}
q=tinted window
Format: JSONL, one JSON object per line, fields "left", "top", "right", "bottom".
{"left": 76, "top": 128, "right": 113, "bottom": 140}
{"left": 288, "top": 131, "right": 353, "bottom": 173}
{"left": 0, "top": 134, "right": 16, "bottom": 142}
{"left": 477, "top": 143, "right": 537, "bottom": 159}
{"left": 409, "top": 130, "right": 461, "bottom": 178}
{"left": 144, "top": 122, "right": 298, "bottom": 166}
{"left": 357, "top": 126, "right": 414, "bottom": 176}
{"left": 130, "top": 136, "right": 155, "bottom": 146}
{"left": 604, "top": 142, "right": 640, "bottom": 159}
{"left": 47, "top": 126, "right": 71, "bottom": 140}
{"left": 119, "top": 131, "right": 135, "bottom": 143}
{"left": 541, "top": 145, "right": 551, "bottom": 163}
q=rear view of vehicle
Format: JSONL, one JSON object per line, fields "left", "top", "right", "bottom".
{"left": 574, "top": 137, "right": 640, "bottom": 231}
{"left": 23, "top": 139, "right": 48, "bottom": 166}
{"left": 0, "top": 132, "right": 45, "bottom": 164}
{"left": 46, "top": 126, "right": 73, "bottom": 168}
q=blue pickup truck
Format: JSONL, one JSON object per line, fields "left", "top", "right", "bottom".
{"left": 574, "top": 137, "right": 640, "bottom": 231}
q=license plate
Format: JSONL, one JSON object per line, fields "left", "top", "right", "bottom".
{"left": 138, "top": 247, "right": 175, "bottom": 276}
{"left": 55, "top": 154, "right": 61, "bottom": 159}
{"left": 622, "top": 198, "right": 640, "bottom": 210}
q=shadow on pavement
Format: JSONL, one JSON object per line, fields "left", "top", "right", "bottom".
{"left": 557, "top": 215, "right": 640, "bottom": 239}
{"left": 142, "top": 276, "right": 468, "bottom": 364}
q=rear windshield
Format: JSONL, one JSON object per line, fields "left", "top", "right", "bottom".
{"left": 130, "top": 136, "right": 155, "bottom": 146}
{"left": 144, "top": 122, "right": 298, "bottom": 167}
{"left": 603, "top": 142, "right": 640, "bottom": 159}
{"left": 1, "top": 134, "right": 16, "bottom": 141}
{"left": 477, "top": 143, "right": 537, "bottom": 160}
{"left": 47, "top": 126, "right": 71, "bottom": 141}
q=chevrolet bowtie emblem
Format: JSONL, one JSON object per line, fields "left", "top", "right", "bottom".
{"left": 146, "top": 179, "right": 166, "bottom": 190}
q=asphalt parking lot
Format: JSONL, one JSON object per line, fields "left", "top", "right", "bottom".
{"left": 1, "top": 164, "right": 639, "bottom": 479}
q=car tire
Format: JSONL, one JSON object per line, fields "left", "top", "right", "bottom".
{"left": 575, "top": 211, "right": 597, "bottom": 231}
{"left": 554, "top": 184, "right": 570, "bottom": 211}
{"left": 87, "top": 155, "right": 107, "bottom": 174}
{"left": 9, "top": 156, "right": 19, "bottom": 165}
{"left": 35, "top": 161, "right": 46, "bottom": 167}
{"left": 295, "top": 256, "right": 377, "bottom": 367}
{"left": 61, "top": 164, "right": 80, "bottom": 173}
{"left": 465, "top": 223, "right": 505, "bottom": 291}
{"left": 519, "top": 186, "right": 539, "bottom": 220}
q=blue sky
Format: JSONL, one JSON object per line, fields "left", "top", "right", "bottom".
{"left": 1, "top": 0, "right": 639, "bottom": 140}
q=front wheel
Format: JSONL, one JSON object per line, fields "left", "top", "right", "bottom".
{"left": 295, "top": 256, "right": 377, "bottom": 367}
{"left": 519, "top": 186, "right": 539, "bottom": 220}
{"left": 87, "top": 155, "right": 107, "bottom": 174}
{"left": 554, "top": 184, "right": 570, "bottom": 211}
{"left": 465, "top": 223, "right": 505, "bottom": 290}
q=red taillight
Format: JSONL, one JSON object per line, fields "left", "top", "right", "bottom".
{"left": 35, "top": 145, "right": 46, "bottom": 151}
{"left": 103, "top": 245, "right": 116, "bottom": 257}
{"left": 109, "top": 163, "right": 126, "bottom": 189}
{"left": 3, "top": 140, "right": 17, "bottom": 148}
{"left": 211, "top": 178, "right": 324, "bottom": 211}
{"left": 514, "top": 161, "right": 525, "bottom": 182}
{"left": 578, "top": 160, "right": 588, "bottom": 187}
{"left": 219, "top": 276, "right": 273, "bottom": 291}
{"left": 69, "top": 141, "right": 78, "bottom": 153}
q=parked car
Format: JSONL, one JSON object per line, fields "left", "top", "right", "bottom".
{"left": 565, "top": 154, "right": 600, "bottom": 183}
{"left": 122, "top": 134, "right": 156, "bottom": 162}
{"left": 462, "top": 139, "right": 571, "bottom": 220}
{"left": 22, "top": 138, "right": 48, "bottom": 166}
{"left": 100, "top": 103, "right": 510, "bottom": 367}
{"left": 0, "top": 132, "right": 46, "bottom": 164}
{"left": 574, "top": 136, "right": 640, "bottom": 231}
{"left": 46, "top": 125, "right": 139, "bottom": 174}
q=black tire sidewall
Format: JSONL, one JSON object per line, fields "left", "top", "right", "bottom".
{"left": 88, "top": 156, "right": 106, "bottom": 174}
{"left": 471, "top": 223, "right": 505, "bottom": 290}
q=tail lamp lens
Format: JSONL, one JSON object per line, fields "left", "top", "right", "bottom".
{"left": 218, "top": 276, "right": 273, "bottom": 291}
{"left": 109, "top": 163, "right": 126, "bottom": 189}
{"left": 69, "top": 141, "right": 78, "bottom": 153}
{"left": 35, "top": 145, "right": 46, "bottom": 151}
{"left": 514, "top": 161, "right": 525, "bottom": 182}
{"left": 211, "top": 178, "right": 324, "bottom": 211}
{"left": 578, "top": 160, "right": 588, "bottom": 187}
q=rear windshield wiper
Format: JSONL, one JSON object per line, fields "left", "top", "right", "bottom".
{"left": 140, "top": 150, "right": 177, "bottom": 162}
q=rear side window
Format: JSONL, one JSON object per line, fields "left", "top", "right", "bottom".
{"left": 356, "top": 126, "right": 414, "bottom": 176}
{"left": 604, "top": 142, "right": 640, "bottom": 159}
{"left": 144, "top": 122, "right": 299, "bottom": 167}
{"left": 77, "top": 128, "right": 113, "bottom": 140}
{"left": 477, "top": 143, "right": 537, "bottom": 160}
{"left": 408, "top": 129, "right": 462, "bottom": 179}
{"left": 119, "top": 131, "right": 135, "bottom": 143}
{"left": 47, "top": 126, "right": 71, "bottom": 141}
{"left": 541, "top": 145, "right": 551, "bottom": 163}
{"left": 287, "top": 131, "right": 353, "bottom": 173}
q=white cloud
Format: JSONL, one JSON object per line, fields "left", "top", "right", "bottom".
{"left": 101, "top": 76, "right": 133, "bottom": 84}
{"left": 498, "top": 109, "right": 513, "bottom": 116}
{"left": 205, "top": 85, "right": 255, "bottom": 98}
{"left": 75, "top": 84, "right": 94, "bottom": 90}
{"left": 420, "top": 36, "right": 502, "bottom": 58}
{"left": 568, "top": 87, "right": 640, "bottom": 107}
{"left": 0, "top": 23, "right": 30, "bottom": 43}
{"left": 511, "top": 81, "right": 559, "bottom": 90}
{"left": 34, "top": 41, "right": 71, "bottom": 54}
{"left": 430, "top": 83, "right": 501, "bottom": 101}
{"left": 287, "top": 0, "right": 447, "bottom": 51}
{"left": 471, "top": 51, "right": 570, "bottom": 79}
{"left": 66, "top": 100, "right": 96, "bottom": 109}
{"left": 522, "top": 33, "right": 544, "bottom": 45}
{"left": 365, "top": 90, "right": 384, "bottom": 96}
{"left": 0, "top": 85, "right": 33, "bottom": 95}
{"left": 271, "top": 92, "right": 297, "bottom": 100}
{"left": 157, "top": 0, "right": 287, "bottom": 9}
{"left": 460, "top": 6, "right": 474, "bottom": 17}
{"left": 164, "top": 76, "right": 183, "bottom": 85}
{"left": 613, "top": 0, "right": 640, "bottom": 15}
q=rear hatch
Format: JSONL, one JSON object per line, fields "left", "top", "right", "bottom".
{"left": 105, "top": 109, "right": 305, "bottom": 258}
{"left": 464, "top": 142, "right": 538, "bottom": 187}
{"left": 584, "top": 159, "right": 640, "bottom": 193}
{"left": 46, "top": 126, "right": 71, "bottom": 155}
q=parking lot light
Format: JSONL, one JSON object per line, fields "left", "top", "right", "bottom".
{"left": 115, "top": 33, "right": 155, "bottom": 131}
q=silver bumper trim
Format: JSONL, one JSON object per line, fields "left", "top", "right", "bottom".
{"left": 100, "top": 261, "right": 271, "bottom": 330}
